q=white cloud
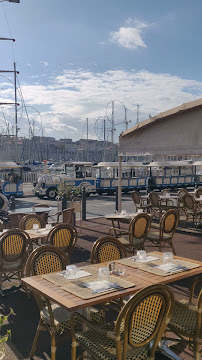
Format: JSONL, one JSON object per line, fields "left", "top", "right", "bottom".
{"left": 1, "top": 68, "right": 202, "bottom": 141}
{"left": 110, "top": 18, "right": 148, "bottom": 50}
{"left": 40, "top": 61, "right": 48, "bottom": 67}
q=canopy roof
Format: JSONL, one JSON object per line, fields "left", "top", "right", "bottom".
{"left": 119, "top": 97, "right": 202, "bottom": 156}
{"left": 0, "top": 161, "right": 21, "bottom": 169}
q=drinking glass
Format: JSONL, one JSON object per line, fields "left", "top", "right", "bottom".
{"left": 121, "top": 210, "right": 126, "bottom": 215}
{"left": 33, "top": 224, "right": 39, "bottom": 231}
{"left": 46, "top": 223, "right": 52, "bottom": 230}
{"left": 137, "top": 250, "right": 147, "bottom": 262}
{"left": 137, "top": 208, "right": 143, "bottom": 213}
{"left": 163, "top": 252, "right": 173, "bottom": 264}
{"left": 98, "top": 267, "right": 109, "bottom": 279}
{"left": 66, "top": 265, "right": 77, "bottom": 278}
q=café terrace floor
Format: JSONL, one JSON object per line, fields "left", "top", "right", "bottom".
{"left": 1, "top": 215, "right": 202, "bottom": 360}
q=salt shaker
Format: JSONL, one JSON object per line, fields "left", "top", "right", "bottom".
{"left": 112, "top": 261, "right": 116, "bottom": 272}
{"left": 108, "top": 262, "right": 112, "bottom": 273}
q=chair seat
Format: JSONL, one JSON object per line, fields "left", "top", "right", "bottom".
{"left": 187, "top": 210, "right": 202, "bottom": 216}
{"left": 168, "top": 301, "right": 198, "bottom": 336}
{"left": 118, "top": 235, "right": 142, "bottom": 247}
{"left": 41, "top": 304, "right": 78, "bottom": 331}
{"left": 147, "top": 232, "right": 171, "bottom": 241}
{"left": 150, "top": 222, "right": 160, "bottom": 229}
{"left": 76, "top": 322, "right": 151, "bottom": 360}
{"left": 41, "top": 304, "right": 102, "bottom": 331}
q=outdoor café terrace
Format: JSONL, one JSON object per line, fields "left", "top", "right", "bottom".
{"left": 1, "top": 191, "right": 202, "bottom": 360}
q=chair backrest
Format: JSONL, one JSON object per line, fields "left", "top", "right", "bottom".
{"left": 0, "top": 229, "right": 31, "bottom": 270}
{"left": 47, "top": 223, "right": 77, "bottom": 255}
{"left": 91, "top": 236, "right": 127, "bottom": 264}
{"left": 25, "top": 245, "right": 69, "bottom": 313}
{"left": 149, "top": 192, "right": 160, "bottom": 207}
{"left": 129, "top": 213, "right": 151, "bottom": 242}
{"left": 131, "top": 191, "right": 141, "bottom": 205}
{"left": 25, "top": 245, "right": 69, "bottom": 277}
{"left": 161, "top": 189, "right": 170, "bottom": 196}
{"left": 195, "top": 188, "right": 202, "bottom": 198}
{"left": 62, "top": 208, "right": 75, "bottom": 225}
{"left": 182, "top": 193, "right": 195, "bottom": 211}
{"left": 8, "top": 213, "right": 28, "bottom": 228}
{"left": 19, "top": 214, "right": 46, "bottom": 230}
{"left": 116, "top": 284, "right": 174, "bottom": 358}
{"left": 160, "top": 209, "right": 179, "bottom": 234}
{"left": 177, "top": 188, "right": 188, "bottom": 200}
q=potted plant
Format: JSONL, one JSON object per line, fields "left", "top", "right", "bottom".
{"left": 56, "top": 183, "right": 75, "bottom": 211}
{"left": 0, "top": 309, "right": 13, "bottom": 359}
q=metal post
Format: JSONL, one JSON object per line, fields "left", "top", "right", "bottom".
{"left": 81, "top": 187, "right": 86, "bottom": 220}
{"left": 118, "top": 155, "right": 122, "bottom": 212}
{"left": 14, "top": 62, "right": 18, "bottom": 138}
{"left": 115, "top": 186, "right": 118, "bottom": 211}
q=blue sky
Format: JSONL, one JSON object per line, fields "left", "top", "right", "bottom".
{"left": 1, "top": 0, "right": 202, "bottom": 141}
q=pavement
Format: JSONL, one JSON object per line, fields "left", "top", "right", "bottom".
{"left": 1, "top": 186, "right": 202, "bottom": 360}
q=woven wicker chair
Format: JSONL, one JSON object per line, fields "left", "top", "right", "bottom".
{"left": 8, "top": 212, "right": 28, "bottom": 228}
{"left": 19, "top": 214, "right": 46, "bottom": 230}
{"left": 182, "top": 193, "right": 202, "bottom": 228}
{"left": 166, "top": 276, "right": 202, "bottom": 360}
{"left": 0, "top": 229, "right": 31, "bottom": 294}
{"left": 109, "top": 213, "right": 151, "bottom": 255}
{"left": 160, "top": 189, "right": 170, "bottom": 196}
{"left": 25, "top": 245, "right": 71, "bottom": 360}
{"left": 91, "top": 235, "right": 127, "bottom": 264}
{"left": 70, "top": 283, "right": 174, "bottom": 360}
{"left": 47, "top": 223, "right": 77, "bottom": 257}
{"left": 149, "top": 192, "right": 175, "bottom": 218}
{"left": 144, "top": 209, "right": 179, "bottom": 255}
{"left": 91, "top": 236, "right": 128, "bottom": 316}
{"left": 131, "top": 191, "right": 151, "bottom": 213}
{"left": 194, "top": 188, "right": 202, "bottom": 198}
{"left": 25, "top": 245, "right": 101, "bottom": 360}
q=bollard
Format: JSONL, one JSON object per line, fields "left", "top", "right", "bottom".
{"left": 9, "top": 196, "right": 15, "bottom": 210}
{"left": 81, "top": 187, "right": 86, "bottom": 220}
{"left": 115, "top": 186, "right": 118, "bottom": 212}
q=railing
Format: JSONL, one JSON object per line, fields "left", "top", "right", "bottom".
{"left": 23, "top": 172, "right": 39, "bottom": 184}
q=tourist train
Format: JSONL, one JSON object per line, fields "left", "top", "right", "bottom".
{"left": 0, "top": 161, "right": 23, "bottom": 198}
{"left": 32, "top": 160, "right": 202, "bottom": 199}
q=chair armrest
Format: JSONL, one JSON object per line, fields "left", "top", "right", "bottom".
{"left": 174, "top": 300, "right": 199, "bottom": 313}
{"left": 109, "top": 227, "right": 129, "bottom": 237}
{"left": 189, "top": 276, "right": 202, "bottom": 303}
{"left": 70, "top": 312, "right": 116, "bottom": 339}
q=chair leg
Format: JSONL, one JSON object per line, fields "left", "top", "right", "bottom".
{"left": 51, "top": 328, "right": 56, "bottom": 360}
{"left": 30, "top": 319, "right": 43, "bottom": 359}
{"left": 71, "top": 342, "right": 77, "bottom": 360}
{"left": 194, "top": 344, "right": 200, "bottom": 360}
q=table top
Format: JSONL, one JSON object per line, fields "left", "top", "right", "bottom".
{"left": 8, "top": 207, "right": 52, "bottom": 214}
{"left": 25, "top": 227, "right": 51, "bottom": 239}
{"left": 105, "top": 212, "right": 139, "bottom": 221}
{"left": 0, "top": 227, "right": 52, "bottom": 240}
{"left": 22, "top": 251, "right": 202, "bottom": 312}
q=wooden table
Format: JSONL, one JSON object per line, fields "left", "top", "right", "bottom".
{"left": 105, "top": 212, "right": 139, "bottom": 227}
{"left": 25, "top": 227, "right": 51, "bottom": 241}
{"left": 8, "top": 207, "right": 52, "bottom": 215}
{"left": 22, "top": 251, "right": 202, "bottom": 312}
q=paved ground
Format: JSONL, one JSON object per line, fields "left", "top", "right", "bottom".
{"left": 1, "top": 188, "right": 202, "bottom": 360}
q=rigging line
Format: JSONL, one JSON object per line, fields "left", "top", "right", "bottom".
{"left": 1, "top": 3, "right": 16, "bottom": 61}
{"left": 16, "top": 76, "right": 42, "bottom": 162}
{"left": 0, "top": 105, "right": 10, "bottom": 134}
